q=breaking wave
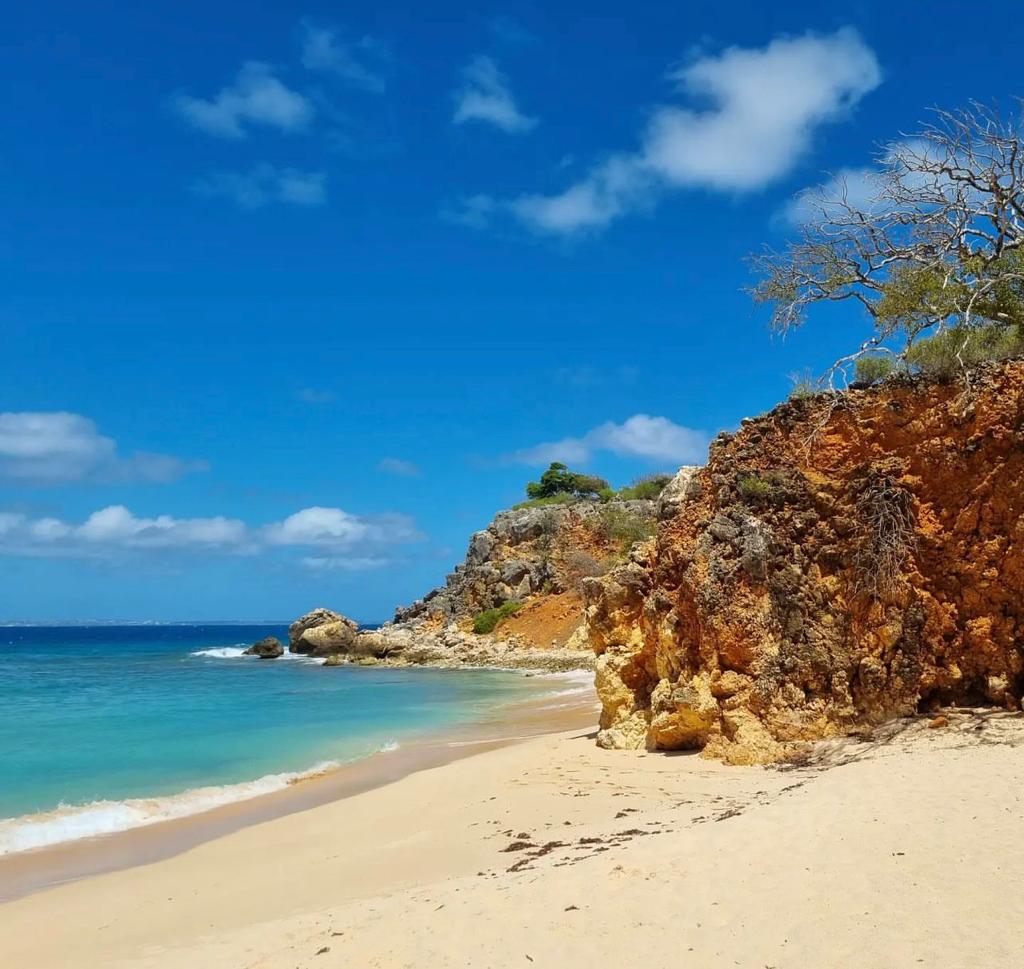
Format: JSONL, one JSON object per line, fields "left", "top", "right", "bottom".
{"left": 0, "top": 742, "right": 399, "bottom": 856}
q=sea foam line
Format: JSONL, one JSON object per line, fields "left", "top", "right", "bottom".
{"left": 0, "top": 743, "right": 399, "bottom": 857}
{"left": 189, "top": 646, "right": 324, "bottom": 665}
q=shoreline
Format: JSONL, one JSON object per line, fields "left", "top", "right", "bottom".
{"left": 2, "top": 709, "right": 1022, "bottom": 968}
{"left": 0, "top": 671, "right": 598, "bottom": 902}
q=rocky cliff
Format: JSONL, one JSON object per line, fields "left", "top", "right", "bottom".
{"left": 395, "top": 500, "right": 656, "bottom": 625}
{"left": 586, "top": 360, "right": 1024, "bottom": 763}
{"left": 293, "top": 497, "right": 662, "bottom": 671}
{"left": 383, "top": 499, "right": 660, "bottom": 669}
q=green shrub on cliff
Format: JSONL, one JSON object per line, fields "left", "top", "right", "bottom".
{"left": 513, "top": 492, "right": 577, "bottom": 509}
{"left": 905, "top": 324, "right": 1024, "bottom": 379}
{"left": 854, "top": 355, "right": 896, "bottom": 385}
{"left": 525, "top": 463, "right": 608, "bottom": 501}
{"left": 473, "top": 600, "right": 522, "bottom": 634}
{"left": 592, "top": 506, "right": 656, "bottom": 553}
{"left": 737, "top": 473, "right": 775, "bottom": 504}
{"left": 617, "top": 473, "right": 673, "bottom": 501}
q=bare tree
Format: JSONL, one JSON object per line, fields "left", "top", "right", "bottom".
{"left": 751, "top": 100, "right": 1024, "bottom": 383}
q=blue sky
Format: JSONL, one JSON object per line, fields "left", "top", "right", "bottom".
{"left": 2, "top": 1, "right": 1021, "bottom": 621}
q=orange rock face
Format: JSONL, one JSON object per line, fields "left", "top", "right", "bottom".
{"left": 584, "top": 361, "right": 1024, "bottom": 763}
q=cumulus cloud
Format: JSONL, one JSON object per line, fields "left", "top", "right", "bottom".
{"left": 453, "top": 56, "right": 537, "bottom": 134}
{"left": 468, "top": 28, "right": 880, "bottom": 233}
{"left": 0, "top": 506, "right": 247, "bottom": 557}
{"left": 299, "top": 20, "right": 390, "bottom": 93}
{"left": 377, "top": 457, "right": 422, "bottom": 477}
{"left": 263, "top": 507, "right": 422, "bottom": 550}
{"left": 173, "top": 61, "right": 314, "bottom": 138}
{"left": 195, "top": 165, "right": 327, "bottom": 209}
{"left": 0, "top": 504, "right": 423, "bottom": 566}
{"left": 0, "top": 412, "right": 208, "bottom": 485}
{"left": 511, "top": 414, "right": 709, "bottom": 466}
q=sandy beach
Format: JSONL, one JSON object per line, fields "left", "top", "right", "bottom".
{"left": 1, "top": 703, "right": 1023, "bottom": 968}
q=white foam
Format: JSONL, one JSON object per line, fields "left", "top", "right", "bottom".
{"left": 190, "top": 646, "right": 325, "bottom": 665}
{"left": 190, "top": 646, "right": 249, "bottom": 659}
{"left": 0, "top": 741, "right": 399, "bottom": 856}
{"left": 534, "top": 669, "right": 595, "bottom": 697}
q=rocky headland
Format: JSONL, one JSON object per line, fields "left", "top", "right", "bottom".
{"left": 287, "top": 497, "right": 666, "bottom": 672}
{"left": 586, "top": 360, "right": 1024, "bottom": 763}
{"left": 281, "top": 361, "right": 1024, "bottom": 763}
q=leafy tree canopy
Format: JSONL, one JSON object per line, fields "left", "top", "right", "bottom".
{"left": 525, "top": 462, "right": 609, "bottom": 500}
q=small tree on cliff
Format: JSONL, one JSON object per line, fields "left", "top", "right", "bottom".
{"left": 525, "top": 462, "right": 609, "bottom": 500}
{"left": 750, "top": 101, "right": 1024, "bottom": 382}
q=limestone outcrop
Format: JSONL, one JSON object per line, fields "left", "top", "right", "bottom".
{"left": 244, "top": 636, "right": 284, "bottom": 659}
{"left": 289, "top": 608, "right": 360, "bottom": 656}
{"left": 292, "top": 497, "right": 661, "bottom": 670}
{"left": 394, "top": 500, "right": 656, "bottom": 625}
{"left": 585, "top": 361, "right": 1024, "bottom": 763}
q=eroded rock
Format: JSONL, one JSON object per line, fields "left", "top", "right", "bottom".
{"left": 289, "top": 608, "right": 359, "bottom": 655}
{"left": 243, "top": 636, "right": 284, "bottom": 659}
{"left": 587, "top": 360, "right": 1024, "bottom": 763}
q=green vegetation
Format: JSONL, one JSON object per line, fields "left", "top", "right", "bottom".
{"left": 854, "top": 355, "right": 896, "bottom": 385}
{"left": 525, "top": 463, "right": 609, "bottom": 501}
{"left": 788, "top": 369, "right": 821, "bottom": 401}
{"left": 472, "top": 600, "right": 522, "bottom": 634}
{"left": 512, "top": 492, "right": 578, "bottom": 510}
{"left": 905, "top": 324, "right": 1024, "bottom": 379}
{"left": 518, "top": 465, "right": 674, "bottom": 508}
{"left": 617, "top": 473, "right": 674, "bottom": 501}
{"left": 592, "top": 506, "right": 657, "bottom": 553}
{"left": 751, "top": 103, "right": 1024, "bottom": 380}
{"left": 737, "top": 473, "right": 776, "bottom": 505}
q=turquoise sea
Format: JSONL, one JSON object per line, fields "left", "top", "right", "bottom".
{"left": 0, "top": 623, "right": 584, "bottom": 854}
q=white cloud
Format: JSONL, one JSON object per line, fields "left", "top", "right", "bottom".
{"left": 195, "top": 165, "right": 326, "bottom": 209}
{"left": 781, "top": 166, "right": 880, "bottom": 224}
{"left": 377, "top": 457, "right": 422, "bottom": 477}
{"left": 75, "top": 506, "right": 247, "bottom": 548}
{"left": 263, "top": 507, "right": 368, "bottom": 546}
{"left": 174, "top": 61, "right": 314, "bottom": 138}
{"left": 453, "top": 56, "right": 537, "bottom": 134}
{"left": 264, "top": 507, "right": 421, "bottom": 548}
{"left": 512, "top": 414, "right": 709, "bottom": 466}
{"left": 0, "top": 506, "right": 247, "bottom": 557}
{"left": 0, "top": 504, "right": 423, "bottom": 567}
{"left": 0, "top": 412, "right": 208, "bottom": 484}
{"left": 781, "top": 140, "right": 937, "bottom": 224}
{"left": 470, "top": 28, "right": 880, "bottom": 233}
{"left": 299, "top": 20, "right": 389, "bottom": 93}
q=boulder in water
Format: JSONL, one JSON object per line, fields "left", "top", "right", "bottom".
{"left": 289, "top": 608, "right": 359, "bottom": 655}
{"left": 296, "top": 620, "right": 359, "bottom": 656}
{"left": 244, "top": 636, "right": 284, "bottom": 659}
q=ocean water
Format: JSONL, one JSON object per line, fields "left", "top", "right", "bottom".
{"left": 0, "top": 624, "right": 585, "bottom": 854}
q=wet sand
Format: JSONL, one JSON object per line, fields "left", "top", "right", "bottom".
{"left": 3, "top": 708, "right": 1023, "bottom": 968}
{"left": 0, "top": 682, "right": 599, "bottom": 901}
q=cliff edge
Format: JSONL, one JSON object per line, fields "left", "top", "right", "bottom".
{"left": 586, "top": 360, "right": 1024, "bottom": 763}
